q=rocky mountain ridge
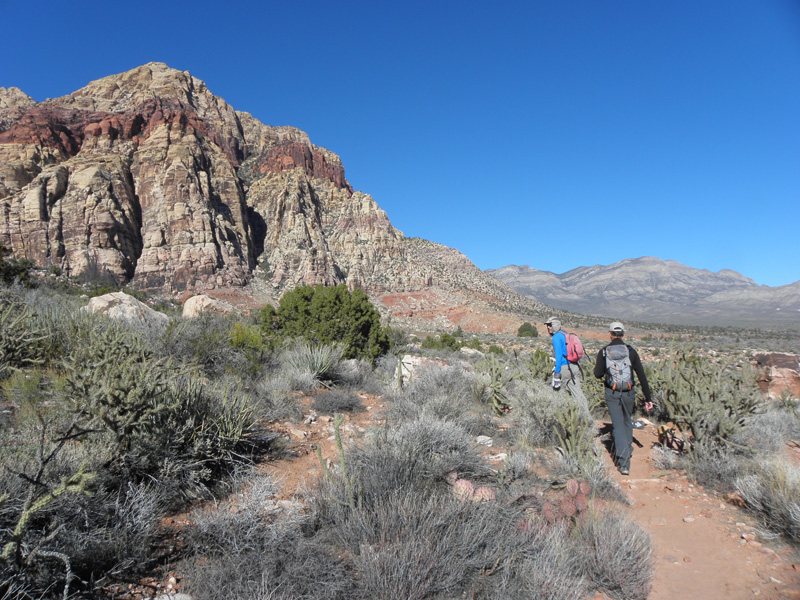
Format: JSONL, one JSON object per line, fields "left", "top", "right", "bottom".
{"left": 0, "top": 63, "right": 543, "bottom": 333}
{"left": 488, "top": 258, "right": 800, "bottom": 327}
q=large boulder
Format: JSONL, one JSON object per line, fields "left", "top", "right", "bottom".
{"left": 82, "top": 291, "right": 168, "bottom": 329}
{"left": 754, "top": 353, "right": 800, "bottom": 399}
{"left": 182, "top": 294, "right": 236, "bottom": 318}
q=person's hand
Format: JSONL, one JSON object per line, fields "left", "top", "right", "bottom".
{"left": 551, "top": 372, "right": 562, "bottom": 390}
{"left": 645, "top": 401, "right": 653, "bottom": 413}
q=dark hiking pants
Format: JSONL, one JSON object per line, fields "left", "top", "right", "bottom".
{"left": 605, "top": 387, "right": 635, "bottom": 469}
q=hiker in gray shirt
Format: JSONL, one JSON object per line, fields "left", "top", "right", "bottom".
{"left": 593, "top": 321, "right": 653, "bottom": 475}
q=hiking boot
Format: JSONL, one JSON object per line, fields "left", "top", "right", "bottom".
{"left": 618, "top": 465, "right": 630, "bottom": 476}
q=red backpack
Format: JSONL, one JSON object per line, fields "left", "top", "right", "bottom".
{"left": 561, "top": 331, "right": 585, "bottom": 363}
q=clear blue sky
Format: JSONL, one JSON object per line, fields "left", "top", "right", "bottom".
{"left": 3, "top": 0, "right": 799, "bottom": 286}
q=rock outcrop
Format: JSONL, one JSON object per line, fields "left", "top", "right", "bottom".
{"left": 754, "top": 353, "right": 800, "bottom": 399}
{"left": 0, "top": 63, "right": 542, "bottom": 332}
{"left": 182, "top": 294, "right": 236, "bottom": 318}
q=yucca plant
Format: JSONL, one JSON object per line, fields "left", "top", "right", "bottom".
{"left": 280, "top": 340, "right": 344, "bottom": 384}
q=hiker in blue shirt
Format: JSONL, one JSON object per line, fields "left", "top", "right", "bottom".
{"left": 544, "top": 316, "right": 590, "bottom": 421}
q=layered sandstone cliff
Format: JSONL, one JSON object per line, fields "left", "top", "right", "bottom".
{"left": 0, "top": 63, "right": 541, "bottom": 331}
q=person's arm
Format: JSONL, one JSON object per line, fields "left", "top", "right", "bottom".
{"left": 552, "top": 332, "right": 567, "bottom": 373}
{"left": 629, "top": 346, "right": 653, "bottom": 411}
{"left": 593, "top": 347, "right": 606, "bottom": 379}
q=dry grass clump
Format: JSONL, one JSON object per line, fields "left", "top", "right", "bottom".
{"left": 734, "top": 399, "right": 800, "bottom": 453}
{"left": 496, "top": 522, "right": 587, "bottom": 600}
{"left": 384, "top": 364, "right": 494, "bottom": 434}
{"left": 508, "top": 379, "right": 574, "bottom": 448}
{"left": 571, "top": 509, "right": 654, "bottom": 600}
{"left": 183, "top": 474, "right": 355, "bottom": 600}
{"left": 345, "top": 492, "right": 517, "bottom": 600}
{"left": 312, "top": 389, "right": 364, "bottom": 414}
{"left": 735, "top": 459, "right": 800, "bottom": 543}
{"left": 317, "top": 417, "right": 490, "bottom": 518}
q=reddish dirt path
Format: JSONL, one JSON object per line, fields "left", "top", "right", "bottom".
{"left": 606, "top": 420, "right": 800, "bottom": 600}
{"left": 263, "top": 396, "right": 800, "bottom": 600}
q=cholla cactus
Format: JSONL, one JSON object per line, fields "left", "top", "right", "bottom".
{"left": 1, "top": 464, "right": 95, "bottom": 563}
{"left": 0, "top": 301, "right": 48, "bottom": 378}
{"left": 648, "top": 348, "right": 761, "bottom": 449}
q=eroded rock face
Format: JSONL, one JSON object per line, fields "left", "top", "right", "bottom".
{"left": 0, "top": 63, "right": 404, "bottom": 295}
{"left": 0, "top": 63, "right": 539, "bottom": 332}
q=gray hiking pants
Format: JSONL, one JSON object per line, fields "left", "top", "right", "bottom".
{"left": 606, "top": 387, "right": 635, "bottom": 468}
{"left": 559, "top": 363, "right": 591, "bottom": 422}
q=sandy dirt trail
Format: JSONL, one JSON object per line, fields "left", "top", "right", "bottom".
{"left": 219, "top": 398, "right": 800, "bottom": 599}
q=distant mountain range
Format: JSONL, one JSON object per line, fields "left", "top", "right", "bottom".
{"left": 487, "top": 258, "right": 800, "bottom": 327}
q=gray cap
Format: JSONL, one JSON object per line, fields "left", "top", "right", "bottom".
{"left": 609, "top": 321, "right": 625, "bottom": 334}
{"left": 545, "top": 317, "right": 562, "bottom": 332}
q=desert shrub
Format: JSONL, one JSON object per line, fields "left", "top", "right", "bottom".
{"left": 0, "top": 412, "right": 103, "bottom": 599}
{"left": 316, "top": 417, "right": 490, "bottom": 521}
{"left": 650, "top": 445, "right": 681, "bottom": 471}
{"left": 0, "top": 244, "right": 34, "bottom": 286}
{"left": 335, "top": 358, "right": 385, "bottom": 394}
{"left": 546, "top": 452, "right": 627, "bottom": 505}
{"left": 495, "top": 523, "right": 587, "bottom": 600}
{"left": 343, "top": 492, "right": 516, "bottom": 600}
{"left": 386, "top": 389, "right": 492, "bottom": 436}
{"left": 312, "top": 389, "right": 363, "bottom": 414}
{"left": 384, "top": 364, "right": 493, "bottom": 434}
{"left": 735, "top": 459, "right": 800, "bottom": 544}
{"left": 421, "top": 332, "right": 464, "bottom": 352}
{"left": 684, "top": 440, "right": 751, "bottom": 493}
{"left": 28, "top": 480, "right": 169, "bottom": 593}
{"left": 509, "top": 379, "right": 574, "bottom": 448}
{"left": 267, "top": 284, "right": 390, "bottom": 362}
{"left": 157, "top": 313, "right": 261, "bottom": 378}
{"left": 733, "top": 399, "right": 800, "bottom": 452}
{"left": 394, "top": 363, "right": 481, "bottom": 406}
{"left": 253, "top": 374, "right": 304, "bottom": 421}
{"left": 571, "top": 509, "right": 654, "bottom": 600}
{"left": 183, "top": 475, "right": 356, "bottom": 600}
{"left": 517, "top": 321, "right": 538, "bottom": 337}
{"left": 280, "top": 340, "right": 344, "bottom": 386}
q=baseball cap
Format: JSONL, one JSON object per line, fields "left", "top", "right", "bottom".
{"left": 609, "top": 321, "right": 625, "bottom": 334}
{"left": 544, "top": 316, "right": 558, "bottom": 325}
